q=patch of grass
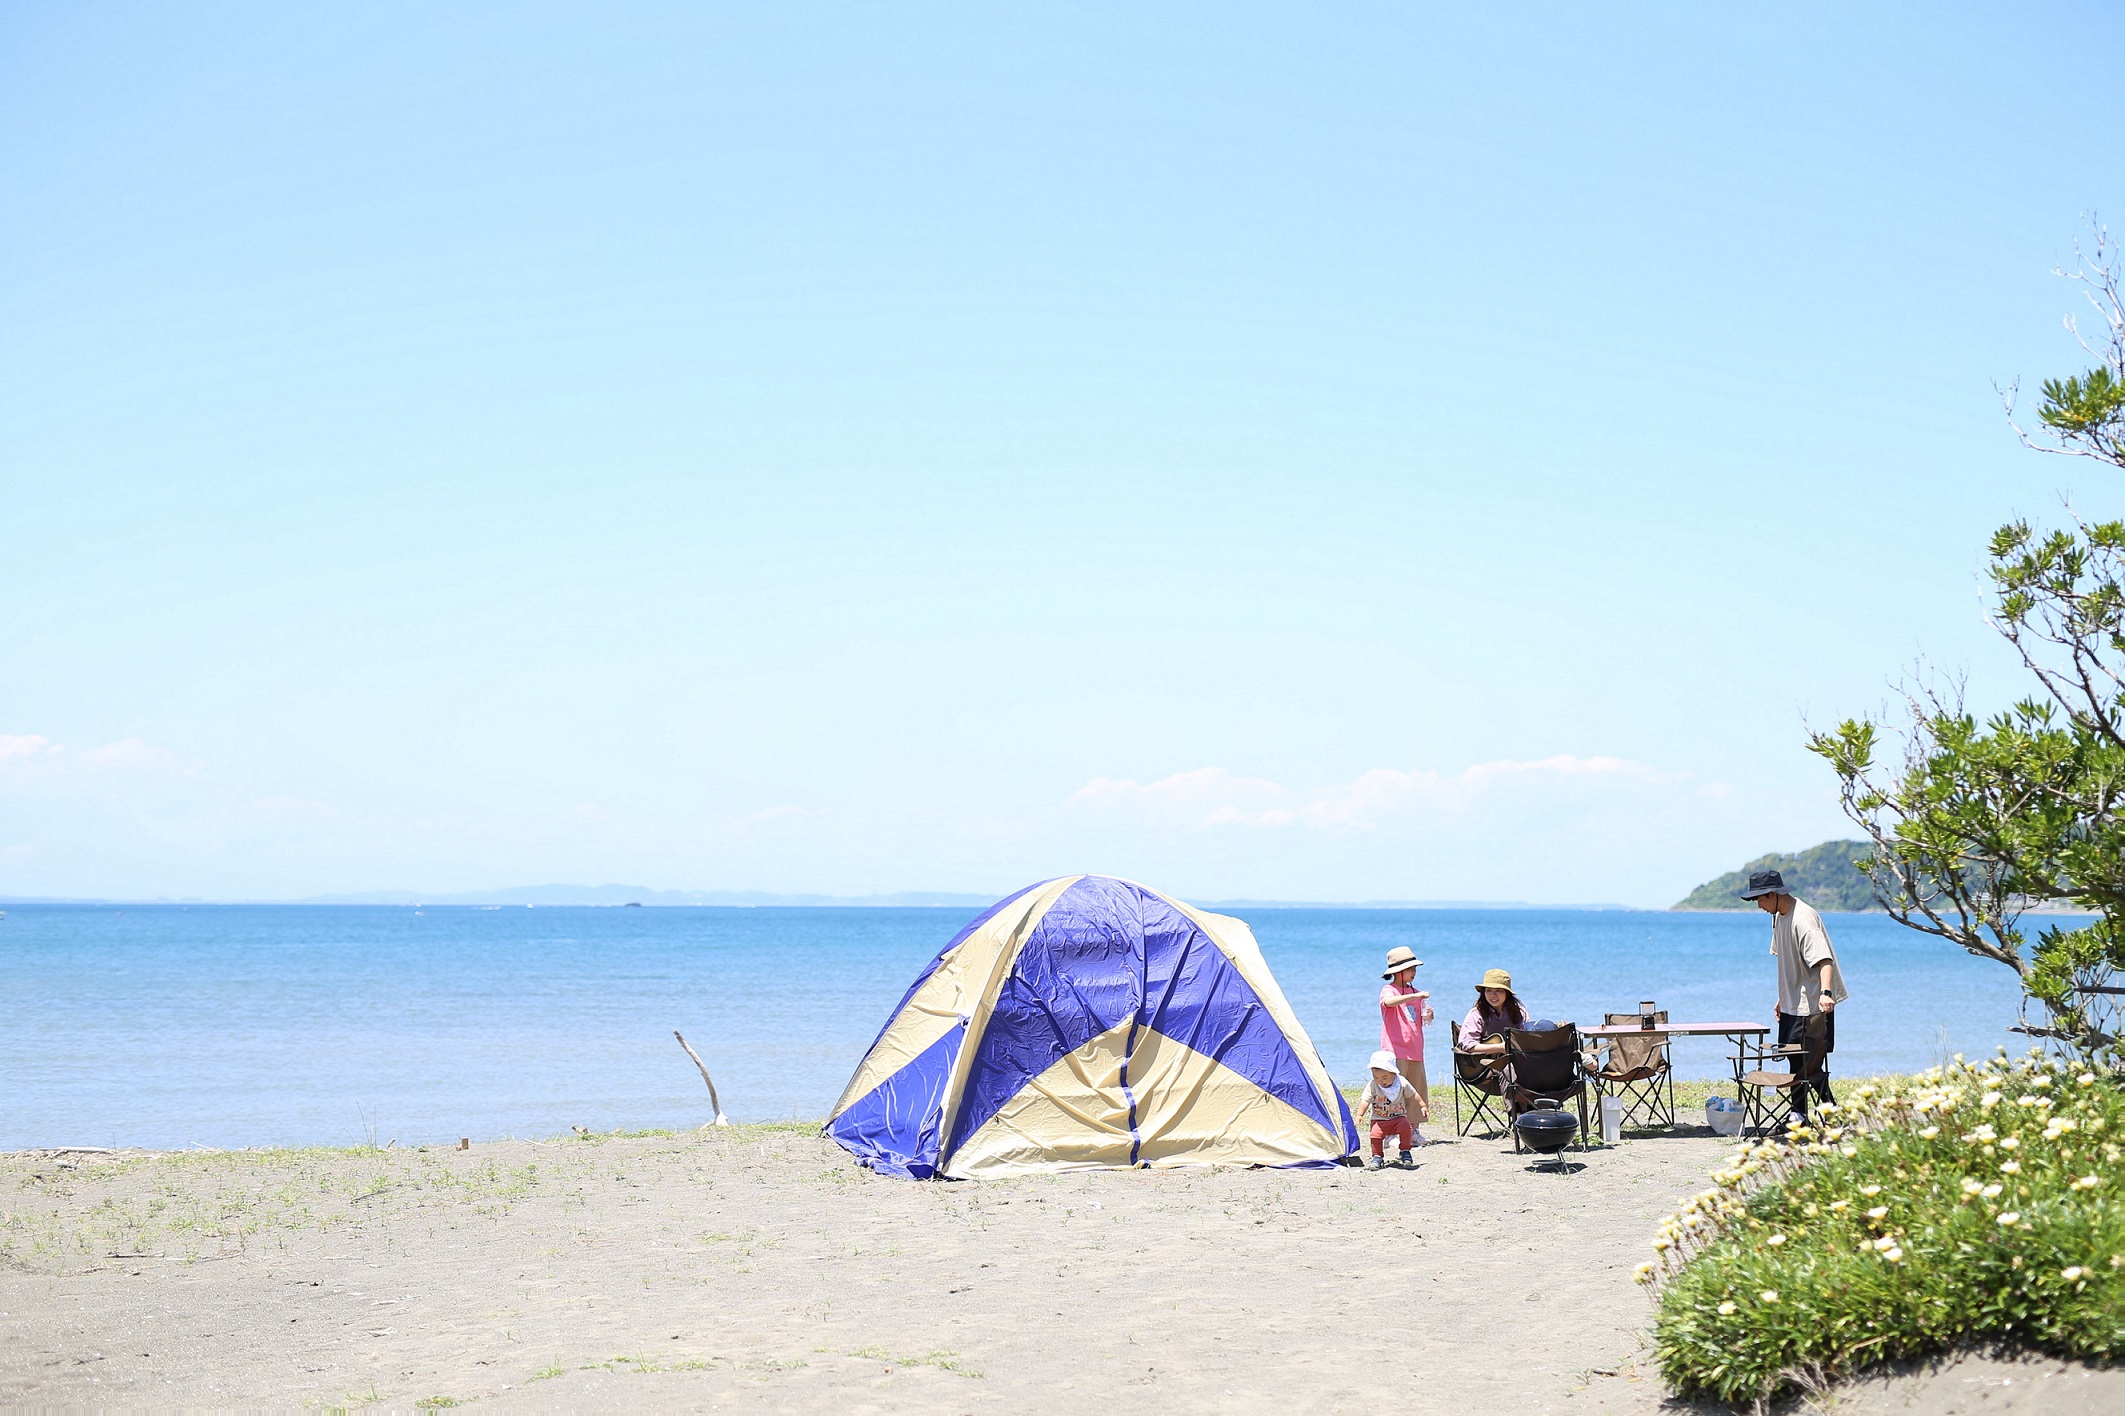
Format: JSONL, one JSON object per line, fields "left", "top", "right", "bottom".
{"left": 528, "top": 1355, "right": 566, "bottom": 1382}
{"left": 580, "top": 1353, "right": 665, "bottom": 1374}
{"left": 1646, "top": 1054, "right": 2125, "bottom": 1406}
{"left": 1340, "top": 1076, "right": 1746, "bottom": 1135}
{"left": 413, "top": 1397, "right": 459, "bottom": 1409}
{"left": 848, "top": 1345, "right": 981, "bottom": 1378}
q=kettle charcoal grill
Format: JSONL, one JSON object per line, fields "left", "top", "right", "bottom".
{"left": 1513, "top": 1100, "right": 1580, "bottom": 1169}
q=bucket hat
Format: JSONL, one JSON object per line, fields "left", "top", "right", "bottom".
{"left": 1478, "top": 968, "right": 1514, "bottom": 993}
{"left": 1381, "top": 945, "right": 1424, "bottom": 979}
{"left": 1368, "top": 1049, "right": 1398, "bottom": 1073}
{"left": 1739, "top": 869, "right": 1788, "bottom": 900}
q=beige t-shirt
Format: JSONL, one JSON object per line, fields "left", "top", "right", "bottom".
{"left": 1772, "top": 899, "right": 1849, "bottom": 1016}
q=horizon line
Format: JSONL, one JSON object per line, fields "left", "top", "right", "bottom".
{"left": 1, "top": 886, "right": 1651, "bottom": 911}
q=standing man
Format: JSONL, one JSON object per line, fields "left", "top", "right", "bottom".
{"left": 1740, "top": 868, "right": 1849, "bottom": 1126}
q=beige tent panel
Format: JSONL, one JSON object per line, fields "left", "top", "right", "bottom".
{"left": 943, "top": 1019, "right": 1343, "bottom": 1178}
{"left": 829, "top": 875, "right": 1081, "bottom": 1118}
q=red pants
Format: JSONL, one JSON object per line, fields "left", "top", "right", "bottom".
{"left": 1370, "top": 1117, "right": 1412, "bottom": 1156}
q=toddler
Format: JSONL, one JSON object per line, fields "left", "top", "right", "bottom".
{"left": 1357, "top": 1049, "right": 1418, "bottom": 1169}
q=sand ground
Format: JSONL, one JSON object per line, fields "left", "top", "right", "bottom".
{"left": 2, "top": 1124, "right": 2117, "bottom": 1413}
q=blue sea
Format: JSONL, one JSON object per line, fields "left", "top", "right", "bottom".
{"left": 0, "top": 902, "right": 2043, "bottom": 1150}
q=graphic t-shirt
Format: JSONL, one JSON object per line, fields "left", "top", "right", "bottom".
{"left": 1363, "top": 1076, "right": 1412, "bottom": 1122}
{"left": 1379, "top": 982, "right": 1426, "bottom": 1059}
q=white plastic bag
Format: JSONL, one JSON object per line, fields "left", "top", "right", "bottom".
{"left": 1705, "top": 1095, "right": 1743, "bottom": 1136}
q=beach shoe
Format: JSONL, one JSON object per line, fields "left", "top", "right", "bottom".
{"left": 1364, "top": 1155, "right": 1384, "bottom": 1170}
{"left": 1396, "top": 1150, "right": 1415, "bottom": 1167}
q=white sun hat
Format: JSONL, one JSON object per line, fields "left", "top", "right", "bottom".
{"left": 1369, "top": 1049, "right": 1398, "bottom": 1073}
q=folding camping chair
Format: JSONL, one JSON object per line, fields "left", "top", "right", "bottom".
{"left": 1451, "top": 1045, "right": 1509, "bottom": 1138}
{"left": 1736, "top": 1026, "right": 1830, "bottom": 1137}
{"left": 1593, "top": 1011, "right": 1676, "bottom": 1131}
{"left": 1502, "top": 1025, "right": 1591, "bottom": 1153}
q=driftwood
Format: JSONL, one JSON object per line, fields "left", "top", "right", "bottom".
{"left": 673, "top": 1030, "right": 732, "bottom": 1126}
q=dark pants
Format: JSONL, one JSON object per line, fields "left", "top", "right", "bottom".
{"left": 1779, "top": 1011, "right": 1835, "bottom": 1116}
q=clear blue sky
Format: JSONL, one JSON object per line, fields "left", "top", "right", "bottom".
{"left": 5, "top": 3, "right": 2124, "bottom": 905}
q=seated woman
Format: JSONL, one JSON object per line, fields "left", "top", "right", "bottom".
{"left": 1457, "top": 968, "right": 1531, "bottom": 1055}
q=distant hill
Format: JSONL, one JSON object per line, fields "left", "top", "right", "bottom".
{"left": 1673, "top": 840, "right": 1879, "bottom": 912}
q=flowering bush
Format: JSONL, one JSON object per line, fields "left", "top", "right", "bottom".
{"left": 1645, "top": 1053, "right": 2125, "bottom": 1405}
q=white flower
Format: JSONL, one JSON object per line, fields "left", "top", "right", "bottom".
{"left": 1766, "top": 1233, "right": 1788, "bottom": 1247}
{"left": 1841, "top": 1146, "right": 1858, "bottom": 1157}
{"left": 1961, "top": 1178, "right": 1985, "bottom": 1195}
{"left": 1873, "top": 1235, "right": 1898, "bottom": 1251}
{"left": 1860, "top": 1184, "right": 1883, "bottom": 1196}
{"left": 1634, "top": 1262, "right": 1657, "bottom": 1284}
{"left": 1999, "top": 1136, "right": 2021, "bottom": 1151}
{"left": 2001, "top": 1161, "right": 2022, "bottom": 1174}
{"left": 1918, "top": 1126, "right": 1940, "bottom": 1139}
{"left": 1718, "top": 1300, "right": 1737, "bottom": 1315}
{"left": 2078, "top": 1074, "right": 2098, "bottom": 1087}
{"left": 1759, "top": 1290, "right": 1780, "bottom": 1303}
{"left": 2073, "top": 1174, "right": 2101, "bottom": 1191}
{"left": 1884, "top": 1246, "right": 1905, "bottom": 1263}
{"left": 2063, "top": 1265, "right": 2087, "bottom": 1281}
{"left": 1998, "top": 1211, "right": 2022, "bottom": 1226}
{"left": 1982, "top": 1092, "right": 2004, "bottom": 1109}
{"left": 1981, "top": 1183, "right": 2004, "bottom": 1199}
{"left": 1866, "top": 1206, "right": 1890, "bottom": 1220}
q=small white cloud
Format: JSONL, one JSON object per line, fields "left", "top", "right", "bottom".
{"left": 0, "top": 734, "right": 57, "bottom": 764}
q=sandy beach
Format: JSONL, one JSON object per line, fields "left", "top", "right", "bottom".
{"left": 2, "top": 1122, "right": 2115, "bottom": 1413}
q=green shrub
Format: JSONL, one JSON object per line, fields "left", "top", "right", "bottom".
{"left": 1645, "top": 1054, "right": 2125, "bottom": 1405}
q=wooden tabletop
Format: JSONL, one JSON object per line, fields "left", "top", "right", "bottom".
{"left": 1580, "top": 1021, "right": 1770, "bottom": 1038}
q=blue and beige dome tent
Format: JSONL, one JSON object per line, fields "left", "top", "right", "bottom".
{"left": 826, "top": 875, "right": 1357, "bottom": 1178}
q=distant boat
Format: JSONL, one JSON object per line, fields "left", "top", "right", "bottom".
{"left": 623, "top": 901, "right": 642, "bottom": 908}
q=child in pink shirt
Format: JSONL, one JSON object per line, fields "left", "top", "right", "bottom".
{"left": 1378, "top": 945, "right": 1434, "bottom": 1145}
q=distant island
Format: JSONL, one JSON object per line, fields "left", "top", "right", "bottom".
{"left": 1673, "top": 839, "right": 1878, "bottom": 912}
